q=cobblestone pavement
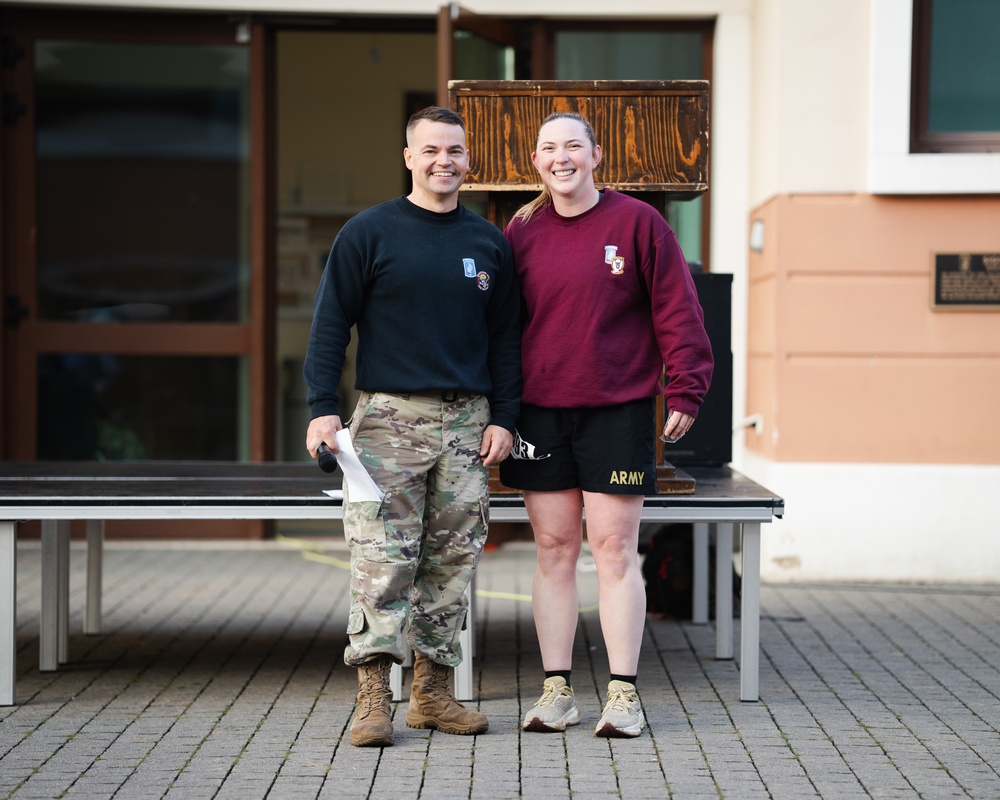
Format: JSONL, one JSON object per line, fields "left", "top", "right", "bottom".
{"left": 2, "top": 539, "right": 999, "bottom": 799}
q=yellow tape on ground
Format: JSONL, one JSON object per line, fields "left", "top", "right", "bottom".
{"left": 301, "top": 549, "right": 352, "bottom": 570}
{"left": 474, "top": 589, "right": 598, "bottom": 613}
{"left": 276, "top": 534, "right": 352, "bottom": 570}
{"left": 277, "top": 534, "right": 598, "bottom": 611}
{"left": 474, "top": 589, "right": 531, "bottom": 602}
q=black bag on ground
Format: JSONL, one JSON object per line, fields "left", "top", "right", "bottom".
{"left": 640, "top": 523, "right": 741, "bottom": 620}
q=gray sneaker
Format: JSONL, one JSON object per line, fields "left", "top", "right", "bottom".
{"left": 594, "top": 680, "right": 645, "bottom": 738}
{"left": 522, "top": 676, "right": 581, "bottom": 732}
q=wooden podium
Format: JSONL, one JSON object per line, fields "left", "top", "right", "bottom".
{"left": 449, "top": 81, "right": 710, "bottom": 494}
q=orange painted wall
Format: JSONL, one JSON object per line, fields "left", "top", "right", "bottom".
{"left": 747, "top": 194, "right": 1000, "bottom": 464}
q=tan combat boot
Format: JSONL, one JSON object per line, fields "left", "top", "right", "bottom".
{"left": 350, "top": 654, "right": 395, "bottom": 747}
{"left": 405, "top": 652, "right": 488, "bottom": 734}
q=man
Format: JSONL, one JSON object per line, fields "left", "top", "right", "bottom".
{"left": 304, "top": 106, "right": 520, "bottom": 748}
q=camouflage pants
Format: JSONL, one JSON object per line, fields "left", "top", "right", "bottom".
{"left": 342, "top": 390, "right": 490, "bottom": 667}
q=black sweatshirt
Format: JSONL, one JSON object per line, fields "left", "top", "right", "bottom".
{"left": 304, "top": 196, "right": 522, "bottom": 432}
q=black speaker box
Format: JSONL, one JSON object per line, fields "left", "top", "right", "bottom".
{"left": 662, "top": 271, "right": 733, "bottom": 466}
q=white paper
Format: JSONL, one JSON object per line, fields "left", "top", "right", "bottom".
{"left": 334, "top": 428, "right": 385, "bottom": 502}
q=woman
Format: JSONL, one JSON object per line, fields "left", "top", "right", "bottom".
{"left": 500, "top": 112, "right": 713, "bottom": 738}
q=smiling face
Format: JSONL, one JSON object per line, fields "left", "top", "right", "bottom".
{"left": 531, "top": 115, "right": 602, "bottom": 207}
{"left": 404, "top": 119, "right": 470, "bottom": 212}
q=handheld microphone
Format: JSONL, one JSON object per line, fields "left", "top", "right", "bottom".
{"left": 317, "top": 443, "right": 339, "bottom": 473}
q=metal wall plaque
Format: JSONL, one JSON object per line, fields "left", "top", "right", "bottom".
{"left": 932, "top": 253, "right": 1000, "bottom": 310}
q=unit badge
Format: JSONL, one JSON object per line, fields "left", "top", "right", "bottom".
{"left": 604, "top": 245, "right": 618, "bottom": 264}
{"left": 477, "top": 271, "right": 490, "bottom": 291}
{"left": 463, "top": 258, "right": 477, "bottom": 278}
{"left": 611, "top": 256, "right": 625, "bottom": 275}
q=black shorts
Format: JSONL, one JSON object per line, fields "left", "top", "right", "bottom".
{"left": 498, "top": 398, "right": 658, "bottom": 495}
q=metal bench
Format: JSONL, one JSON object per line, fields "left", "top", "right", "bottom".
{"left": 1, "top": 462, "right": 783, "bottom": 706}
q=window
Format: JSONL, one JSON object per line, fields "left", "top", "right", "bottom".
{"left": 910, "top": 0, "right": 1000, "bottom": 153}
{"left": 553, "top": 25, "right": 711, "bottom": 265}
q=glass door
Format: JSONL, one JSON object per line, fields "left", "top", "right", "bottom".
{"left": 436, "top": 2, "right": 518, "bottom": 105}
{"left": 1, "top": 12, "right": 264, "bottom": 463}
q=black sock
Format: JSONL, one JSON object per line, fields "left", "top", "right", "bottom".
{"left": 609, "top": 673, "right": 637, "bottom": 686}
{"left": 545, "top": 670, "right": 572, "bottom": 687}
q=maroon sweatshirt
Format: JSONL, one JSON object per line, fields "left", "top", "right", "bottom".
{"left": 504, "top": 190, "right": 713, "bottom": 418}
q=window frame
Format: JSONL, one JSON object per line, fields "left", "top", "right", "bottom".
{"left": 909, "top": 0, "right": 1000, "bottom": 154}
{"left": 868, "top": 0, "right": 999, "bottom": 194}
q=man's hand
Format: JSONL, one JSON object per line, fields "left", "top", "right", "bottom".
{"left": 480, "top": 424, "right": 513, "bottom": 467}
{"left": 307, "top": 415, "right": 343, "bottom": 460}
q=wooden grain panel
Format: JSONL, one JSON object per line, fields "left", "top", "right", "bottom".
{"left": 449, "top": 80, "right": 709, "bottom": 194}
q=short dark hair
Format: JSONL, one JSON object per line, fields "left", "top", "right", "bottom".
{"left": 406, "top": 106, "right": 466, "bottom": 145}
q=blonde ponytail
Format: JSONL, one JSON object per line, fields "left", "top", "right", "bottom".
{"left": 512, "top": 186, "right": 552, "bottom": 224}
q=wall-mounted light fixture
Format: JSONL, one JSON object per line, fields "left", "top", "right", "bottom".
{"left": 236, "top": 18, "right": 251, "bottom": 44}
{"left": 749, "top": 219, "right": 765, "bottom": 253}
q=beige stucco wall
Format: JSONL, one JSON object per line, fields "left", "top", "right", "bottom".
{"left": 9, "top": 0, "right": 749, "bottom": 16}
{"left": 744, "top": 0, "right": 1000, "bottom": 581}
{"left": 750, "top": 0, "right": 869, "bottom": 204}
{"left": 744, "top": 0, "right": 1000, "bottom": 472}
{"left": 748, "top": 194, "right": 1000, "bottom": 465}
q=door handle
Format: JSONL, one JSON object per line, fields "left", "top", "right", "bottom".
{"left": 4, "top": 295, "right": 29, "bottom": 329}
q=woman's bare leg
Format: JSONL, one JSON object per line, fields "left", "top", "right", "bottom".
{"left": 580, "top": 491, "right": 646, "bottom": 676}
{"left": 523, "top": 489, "right": 585, "bottom": 670}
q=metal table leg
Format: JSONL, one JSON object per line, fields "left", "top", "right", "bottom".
{"left": 40, "top": 520, "right": 69, "bottom": 671}
{"left": 739, "top": 521, "right": 761, "bottom": 701}
{"left": 84, "top": 521, "right": 104, "bottom": 635}
{"left": 692, "top": 522, "right": 710, "bottom": 624}
{"left": 0, "top": 521, "right": 15, "bottom": 706}
{"left": 714, "top": 523, "right": 734, "bottom": 659}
